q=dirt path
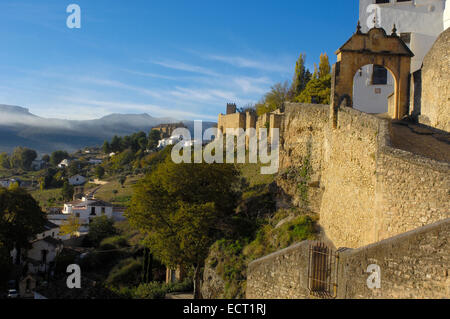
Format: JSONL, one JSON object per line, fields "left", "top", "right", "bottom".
{"left": 390, "top": 121, "right": 450, "bottom": 163}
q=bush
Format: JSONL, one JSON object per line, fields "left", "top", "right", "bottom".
{"left": 106, "top": 258, "right": 142, "bottom": 287}
{"left": 133, "top": 282, "right": 167, "bottom": 299}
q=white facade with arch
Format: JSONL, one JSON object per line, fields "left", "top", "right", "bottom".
{"left": 355, "top": 0, "right": 448, "bottom": 114}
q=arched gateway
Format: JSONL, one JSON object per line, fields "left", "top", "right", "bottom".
{"left": 330, "top": 22, "right": 414, "bottom": 124}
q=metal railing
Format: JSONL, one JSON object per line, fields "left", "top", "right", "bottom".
{"left": 307, "top": 242, "right": 339, "bottom": 298}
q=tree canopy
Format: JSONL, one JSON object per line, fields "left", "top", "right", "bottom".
{"left": 0, "top": 187, "right": 46, "bottom": 251}
{"left": 126, "top": 157, "right": 241, "bottom": 297}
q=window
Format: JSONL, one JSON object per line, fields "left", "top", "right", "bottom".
{"left": 375, "top": 0, "right": 389, "bottom": 3}
{"left": 372, "top": 65, "right": 388, "bottom": 85}
{"left": 90, "top": 207, "right": 96, "bottom": 216}
{"left": 101, "top": 207, "right": 106, "bottom": 215}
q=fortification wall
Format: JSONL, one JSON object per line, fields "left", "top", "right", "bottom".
{"left": 277, "top": 103, "right": 449, "bottom": 248}
{"left": 319, "top": 107, "right": 381, "bottom": 247}
{"left": 419, "top": 28, "right": 450, "bottom": 132}
{"left": 217, "top": 113, "right": 246, "bottom": 133}
{"left": 247, "top": 219, "right": 450, "bottom": 299}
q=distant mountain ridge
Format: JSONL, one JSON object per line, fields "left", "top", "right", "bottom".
{"left": 0, "top": 104, "right": 216, "bottom": 154}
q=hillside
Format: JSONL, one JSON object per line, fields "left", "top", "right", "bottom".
{"left": 0, "top": 104, "right": 216, "bottom": 154}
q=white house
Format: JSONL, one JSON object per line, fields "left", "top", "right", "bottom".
{"left": 68, "top": 174, "right": 87, "bottom": 186}
{"left": 48, "top": 197, "right": 115, "bottom": 233}
{"left": 10, "top": 220, "right": 63, "bottom": 275}
{"left": 58, "top": 159, "right": 71, "bottom": 168}
{"left": 354, "top": 0, "right": 449, "bottom": 114}
{"left": 25, "top": 236, "right": 63, "bottom": 274}
{"left": 0, "top": 178, "right": 21, "bottom": 188}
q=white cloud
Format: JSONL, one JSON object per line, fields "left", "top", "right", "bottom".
{"left": 151, "top": 60, "right": 219, "bottom": 76}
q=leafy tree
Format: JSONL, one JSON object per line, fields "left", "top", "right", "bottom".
{"left": 119, "top": 175, "right": 127, "bottom": 188}
{"left": 256, "top": 81, "right": 290, "bottom": 116}
{"left": 59, "top": 215, "right": 81, "bottom": 238}
{"left": 95, "top": 166, "right": 105, "bottom": 179}
{"left": 290, "top": 53, "right": 311, "bottom": 99}
{"left": 148, "top": 130, "right": 161, "bottom": 150}
{"left": 126, "top": 158, "right": 241, "bottom": 298}
{"left": 0, "top": 152, "right": 10, "bottom": 169}
{"left": 61, "top": 181, "right": 74, "bottom": 201}
{"left": 0, "top": 242, "right": 12, "bottom": 285}
{"left": 110, "top": 136, "right": 122, "bottom": 153}
{"left": 42, "top": 154, "right": 50, "bottom": 163}
{"left": 318, "top": 53, "right": 331, "bottom": 79}
{"left": 88, "top": 216, "right": 117, "bottom": 247}
{"left": 103, "top": 141, "right": 111, "bottom": 154}
{"left": 295, "top": 73, "right": 331, "bottom": 105}
{"left": 50, "top": 150, "right": 69, "bottom": 167}
{"left": 68, "top": 160, "right": 81, "bottom": 176}
{"left": 0, "top": 187, "right": 46, "bottom": 252}
{"left": 10, "top": 147, "right": 37, "bottom": 170}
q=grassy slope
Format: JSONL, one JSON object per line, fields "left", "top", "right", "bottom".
{"left": 94, "top": 175, "right": 142, "bottom": 207}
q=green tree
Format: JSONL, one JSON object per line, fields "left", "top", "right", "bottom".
{"left": 42, "top": 154, "right": 50, "bottom": 163}
{"left": 0, "top": 187, "right": 46, "bottom": 252}
{"left": 59, "top": 215, "right": 81, "bottom": 238}
{"left": 10, "top": 147, "right": 37, "bottom": 170}
{"left": 118, "top": 175, "right": 127, "bottom": 188}
{"left": 148, "top": 130, "right": 161, "bottom": 150}
{"left": 50, "top": 150, "right": 69, "bottom": 167}
{"left": 256, "top": 81, "right": 290, "bottom": 116}
{"left": 95, "top": 166, "right": 105, "bottom": 179}
{"left": 61, "top": 181, "right": 74, "bottom": 201}
{"left": 290, "top": 53, "right": 312, "bottom": 98}
{"left": 110, "top": 136, "right": 122, "bottom": 153}
{"left": 295, "top": 73, "right": 331, "bottom": 105}
{"left": 68, "top": 160, "right": 81, "bottom": 176}
{"left": 126, "top": 158, "right": 241, "bottom": 298}
{"left": 318, "top": 53, "right": 331, "bottom": 79}
{"left": 0, "top": 152, "right": 10, "bottom": 169}
{"left": 103, "top": 141, "right": 111, "bottom": 154}
{"left": 88, "top": 216, "right": 117, "bottom": 246}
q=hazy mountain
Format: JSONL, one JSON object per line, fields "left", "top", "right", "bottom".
{"left": 0, "top": 104, "right": 216, "bottom": 154}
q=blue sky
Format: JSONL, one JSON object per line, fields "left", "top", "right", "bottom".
{"left": 0, "top": 1, "right": 357, "bottom": 121}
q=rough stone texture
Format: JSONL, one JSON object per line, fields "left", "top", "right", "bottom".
{"left": 337, "top": 218, "right": 450, "bottom": 299}
{"left": 420, "top": 28, "right": 450, "bottom": 132}
{"left": 247, "top": 219, "right": 450, "bottom": 299}
{"left": 278, "top": 103, "right": 449, "bottom": 249}
{"left": 201, "top": 262, "right": 225, "bottom": 299}
{"left": 246, "top": 241, "right": 311, "bottom": 299}
{"left": 320, "top": 107, "right": 380, "bottom": 247}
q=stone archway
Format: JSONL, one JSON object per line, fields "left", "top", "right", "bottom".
{"left": 330, "top": 24, "right": 413, "bottom": 124}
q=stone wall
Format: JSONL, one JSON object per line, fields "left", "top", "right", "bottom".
{"left": 277, "top": 103, "right": 449, "bottom": 249}
{"left": 247, "top": 219, "right": 450, "bottom": 299}
{"left": 246, "top": 241, "right": 311, "bottom": 299}
{"left": 319, "top": 107, "right": 380, "bottom": 247}
{"left": 419, "top": 28, "right": 450, "bottom": 132}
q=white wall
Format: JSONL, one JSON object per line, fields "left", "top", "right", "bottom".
{"left": 445, "top": 0, "right": 450, "bottom": 29}
{"left": 359, "top": 0, "right": 446, "bottom": 72}
{"left": 356, "top": 0, "right": 446, "bottom": 114}
{"left": 353, "top": 65, "right": 395, "bottom": 114}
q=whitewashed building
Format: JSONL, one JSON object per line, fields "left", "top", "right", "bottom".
{"left": 58, "top": 159, "right": 71, "bottom": 168}
{"left": 47, "top": 197, "right": 116, "bottom": 233}
{"left": 354, "top": 0, "right": 449, "bottom": 114}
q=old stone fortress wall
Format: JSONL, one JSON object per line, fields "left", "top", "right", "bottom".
{"left": 217, "top": 26, "right": 449, "bottom": 298}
